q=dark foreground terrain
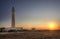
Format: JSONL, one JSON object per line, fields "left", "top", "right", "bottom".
{"left": 0, "top": 30, "right": 60, "bottom": 39}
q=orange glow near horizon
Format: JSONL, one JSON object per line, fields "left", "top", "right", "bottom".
{"left": 1, "top": 21, "right": 59, "bottom": 30}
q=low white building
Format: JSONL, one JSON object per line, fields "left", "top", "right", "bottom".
{"left": 4, "top": 27, "right": 23, "bottom": 32}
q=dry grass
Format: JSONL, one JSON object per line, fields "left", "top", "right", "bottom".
{"left": 0, "top": 31, "right": 60, "bottom": 39}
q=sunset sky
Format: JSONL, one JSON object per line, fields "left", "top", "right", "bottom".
{"left": 0, "top": 0, "right": 60, "bottom": 30}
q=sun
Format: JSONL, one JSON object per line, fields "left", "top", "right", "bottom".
{"left": 48, "top": 22, "right": 56, "bottom": 30}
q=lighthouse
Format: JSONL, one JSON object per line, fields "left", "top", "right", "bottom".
{"left": 11, "top": 7, "right": 15, "bottom": 28}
